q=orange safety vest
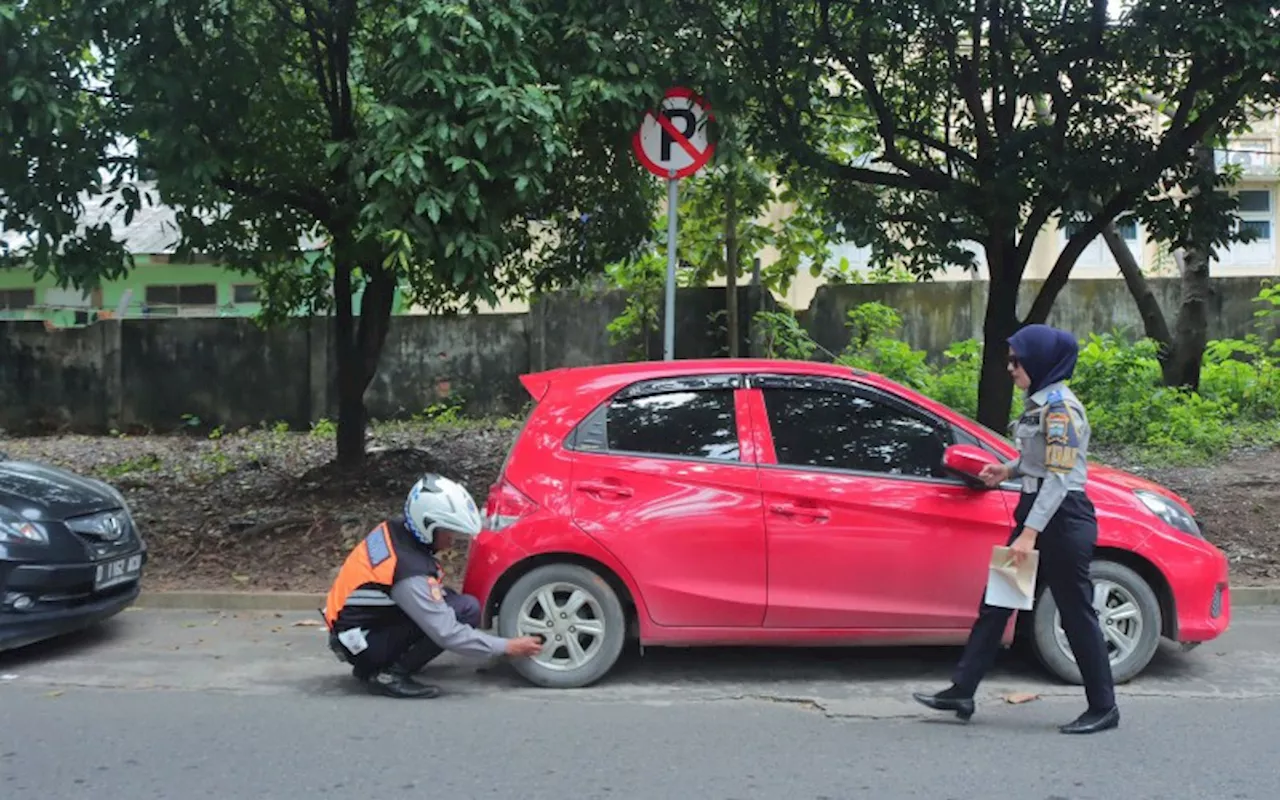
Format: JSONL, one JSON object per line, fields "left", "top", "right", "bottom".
{"left": 324, "top": 519, "right": 441, "bottom": 631}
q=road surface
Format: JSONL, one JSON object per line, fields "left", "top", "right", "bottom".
{"left": 3, "top": 607, "right": 1280, "bottom": 798}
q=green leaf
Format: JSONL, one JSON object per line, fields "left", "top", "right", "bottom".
{"left": 473, "top": 129, "right": 487, "bottom": 149}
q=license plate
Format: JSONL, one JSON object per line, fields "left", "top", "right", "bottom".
{"left": 95, "top": 553, "right": 143, "bottom": 590}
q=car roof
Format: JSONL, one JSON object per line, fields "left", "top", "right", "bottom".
{"left": 519, "top": 358, "right": 898, "bottom": 400}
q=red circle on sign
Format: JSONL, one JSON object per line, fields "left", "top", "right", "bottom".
{"left": 632, "top": 86, "right": 716, "bottom": 179}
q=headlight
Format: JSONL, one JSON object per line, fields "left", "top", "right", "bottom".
{"left": 1135, "top": 490, "right": 1202, "bottom": 538}
{"left": 0, "top": 506, "right": 49, "bottom": 545}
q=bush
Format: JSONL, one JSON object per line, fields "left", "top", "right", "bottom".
{"left": 753, "top": 291, "right": 1280, "bottom": 464}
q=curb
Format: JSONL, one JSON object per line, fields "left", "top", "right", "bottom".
{"left": 136, "top": 591, "right": 325, "bottom": 612}
{"left": 133, "top": 586, "right": 1280, "bottom": 612}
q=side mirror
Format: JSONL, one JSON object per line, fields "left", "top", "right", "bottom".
{"left": 942, "top": 444, "right": 1000, "bottom": 488}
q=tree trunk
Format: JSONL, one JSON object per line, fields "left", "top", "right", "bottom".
{"left": 1105, "top": 142, "right": 1215, "bottom": 390}
{"left": 331, "top": 235, "right": 397, "bottom": 468}
{"left": 1163, "top": 142, "right": 1218, "bottom": 390}
{"left": 725, "top": 180, "right": 740, "bottom": 358}
{"left": 1102, "top": 223, "right": 1173, "bottom": 349}
{"left": 1166, "top": 248, "right": 1211, "bottom": 390}
{"left": 976, "top": 236, "right": 1022, "bottom": 431}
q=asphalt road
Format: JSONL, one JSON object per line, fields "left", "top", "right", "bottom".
{"left": 3, "top": 607, "right": 1280, "bottom": 799}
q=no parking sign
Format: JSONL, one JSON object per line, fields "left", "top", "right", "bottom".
{"left": 631, "top": 88, "right": 716, "bottom": 360}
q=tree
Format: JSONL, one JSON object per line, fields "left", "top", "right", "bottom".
{"left": 1102, "top": 140, "right": 1266, "bottom": 390}
{"left": 1, "top": 0, "right": 677, "bottom": 465}
{"left": 679, "top": 0, "right": 1280, "bottom": 429}
{"left": 602, "top": 135, "right": 836, "bottom": 359}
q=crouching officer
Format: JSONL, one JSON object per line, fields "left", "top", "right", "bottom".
{"left": 323, "top": 473, "right": 544, "bottom": 698}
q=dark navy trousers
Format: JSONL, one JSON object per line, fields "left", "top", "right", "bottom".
{"left": 951, "top": 491, "right": 1116, "bottom": 711}
{"left": 335, "top": 589, "right": 482, "bottom": 679}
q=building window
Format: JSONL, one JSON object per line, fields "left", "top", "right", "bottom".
{"left": 145, "top": 284, "right": 218, "bottom": 306}
{"left": 1059, "top": 214, "right": 1142, "bottom": 270}
{"left": 1216, "top": 189, "right": 1273, "bottom": 268}
{"left": 232, "top": 284, "right": 260, "bottom": 304}
{"left": 0, "top": 289, "right": 35, "bottom": 310}
{"left": 1062, "top": 217, "right": 1138, "bottom": 241}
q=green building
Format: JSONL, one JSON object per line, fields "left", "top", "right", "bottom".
{"left": 0, "top": 185, "right": 409, "bottom": 326}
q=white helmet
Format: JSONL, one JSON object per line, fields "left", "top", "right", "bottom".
{"left": 403, "top": 474, "right": 482, "bottom": 546}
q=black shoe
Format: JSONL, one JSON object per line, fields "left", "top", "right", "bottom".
{"left": 364, "top": 670, "right": 442, "bottom": 699}
{"left": 1059, "top": 706, "right": 1120, "bottom": 734}
{"left": 912, "top": 687, "right": 975, "bottom": 721}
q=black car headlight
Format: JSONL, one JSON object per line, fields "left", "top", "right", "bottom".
{"left": 0, "top": 506, "right": 50, "bottom": 545}
{"left": 1135, "top": 490, "right": 1202, "bottom": 539}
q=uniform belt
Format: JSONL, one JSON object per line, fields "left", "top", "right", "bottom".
{"left": 1021, "top": 476, "right": 1040, "bottom": 493}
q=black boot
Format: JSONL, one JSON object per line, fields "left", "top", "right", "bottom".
{"left": 364, "top": 669, "right": 442, "bottom": 699}
{"left": 912, "top": 685, "right": 975, "bottom": 721}
{"left": 1059, "top": 705, "right": 1120, "bottom": 734}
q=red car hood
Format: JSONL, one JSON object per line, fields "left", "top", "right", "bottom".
{"left": 1089, "top": 462, "right": 1195, "bottom": 514}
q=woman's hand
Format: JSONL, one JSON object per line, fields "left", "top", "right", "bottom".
{"left": 1010, "top": 528, "right": 1038, "bottom": 566}
{"left": 978, "top": 462, "right": 1012, "bottom": 488}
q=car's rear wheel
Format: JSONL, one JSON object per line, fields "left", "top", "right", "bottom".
{"left": 1030, "top": 560, "right": 1162, "bottom": 686}
{"left": 496, "top": 563, "right": 627, "bottom": 689}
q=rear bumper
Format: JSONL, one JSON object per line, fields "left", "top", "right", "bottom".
{"left": 0, "top": 549, "right": 147, "bottom": 652}
{"left": 461, "top": 531, "right": 530, "bottom": 628}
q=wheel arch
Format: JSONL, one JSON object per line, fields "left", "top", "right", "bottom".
{"left": 484, "top": 552, "right": 643, "bottom": 640}
{"left": 1017, "top": 546, "right": 1177, "bottom": 641}
{"left": 1094, "top": 546, "right": 1177, "bottom": 640}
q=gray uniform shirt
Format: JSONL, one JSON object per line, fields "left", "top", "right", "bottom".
{"left": 389, "top": 577, "right": 508, "bottom": 659}
{"left": 1006, "top": 380, "right": 1090, "bottom": 532}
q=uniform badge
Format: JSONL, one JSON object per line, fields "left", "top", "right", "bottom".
{"left": 1045, "top": 410, "right": 1073, "bottom": 445}
{"left": 426, "top": 575, "right": 444, "bottom": 602}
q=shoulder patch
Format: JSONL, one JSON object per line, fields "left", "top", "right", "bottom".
{"left": 364, "top": 526, "right": 392, "bottom": 567}
{"left": 1044, "top": 408, "right": 1076, "bottom": 446}
{"left": 426, "top": 575, "right": 444, "bottom": 602}
{"left": 1046, "top": 389, "right": 1063, "bottom": 404}
{"left": 1044, "top": 407, "right": 1080, "bottom": 473}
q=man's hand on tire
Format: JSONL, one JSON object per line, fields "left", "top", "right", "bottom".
{"left": 505, "top": 636, "right": 545, "bottom": 658}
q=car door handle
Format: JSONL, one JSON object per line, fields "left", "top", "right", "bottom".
{"left": 577, "top": 480, "right": 633, "bottom": 498}
{"left": 769, "top": 503, "right": 830, "bottom": 521}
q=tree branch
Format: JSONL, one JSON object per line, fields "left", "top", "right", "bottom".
{"left": 819, "top": 2, "right": 977, "bottom": 175}
{"left": 217, "top": 177, "right": 333, "bottom": 228}
{"left": 1018, "top": 197, "right": 1055, "bottom": 267}
{"left": 1104, "top": 222, "right": 1173, "bottom": 349}
{"left": 1024, "top": 189, "right": 1137, "bottom": 324}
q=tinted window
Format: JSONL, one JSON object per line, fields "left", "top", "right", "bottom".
{"left": 606, "top": 390, "right": 739, "bottom": 461}
{"left": 763, "top": 387, "right": 949, "bottom": 478}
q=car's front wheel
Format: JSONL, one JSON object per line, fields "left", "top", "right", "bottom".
{"left": 1030, "top": 560, "right": 1163, "bottom": 685}
{"left": 496, "top": 563, "right": 627, "bottom": 689}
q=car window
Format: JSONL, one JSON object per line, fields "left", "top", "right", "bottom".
{"left": 762, "top": 387, "right": 951, "bottom": 478}
{"left": 606, "top": 389, "right": 739, "bottom": 461}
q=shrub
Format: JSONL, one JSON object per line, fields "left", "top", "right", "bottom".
{"left": 753, "top": 290, "right": 1280, "bottom": 464}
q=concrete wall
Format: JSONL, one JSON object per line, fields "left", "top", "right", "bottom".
{"left": 804, "top": 276, "right": 1278, "bottom": 360}
{"left": 0, "top": 278, "right": 1273, "bottom": 433}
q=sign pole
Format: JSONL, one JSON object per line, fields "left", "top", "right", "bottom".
{"left": 631, "top": 86, "right": 715, "bottom": 363}
{"left": 664, "top": 170, "right": 677, "bottom": 361}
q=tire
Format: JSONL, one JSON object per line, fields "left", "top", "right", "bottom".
{"left": 496, "top": 563, "right": 627, "bottom": 689}
{"left": 1030, "top": 560, "right": 1163, "bottom": 686}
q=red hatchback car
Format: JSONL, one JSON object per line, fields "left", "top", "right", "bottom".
{"left": 461, "top": 358, "right": 1232, "bottom": 689}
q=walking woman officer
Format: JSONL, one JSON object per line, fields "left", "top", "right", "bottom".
{"left": 913, "top": 324, "right": 1119, "bottom": 735}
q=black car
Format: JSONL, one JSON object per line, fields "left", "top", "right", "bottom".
{"left": 0, "top": 452, "right": 148, "bottom": 653}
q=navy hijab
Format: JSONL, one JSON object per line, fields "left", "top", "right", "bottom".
{"left": 1008, "top": 324, "right": 1078, "bottom": 395}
